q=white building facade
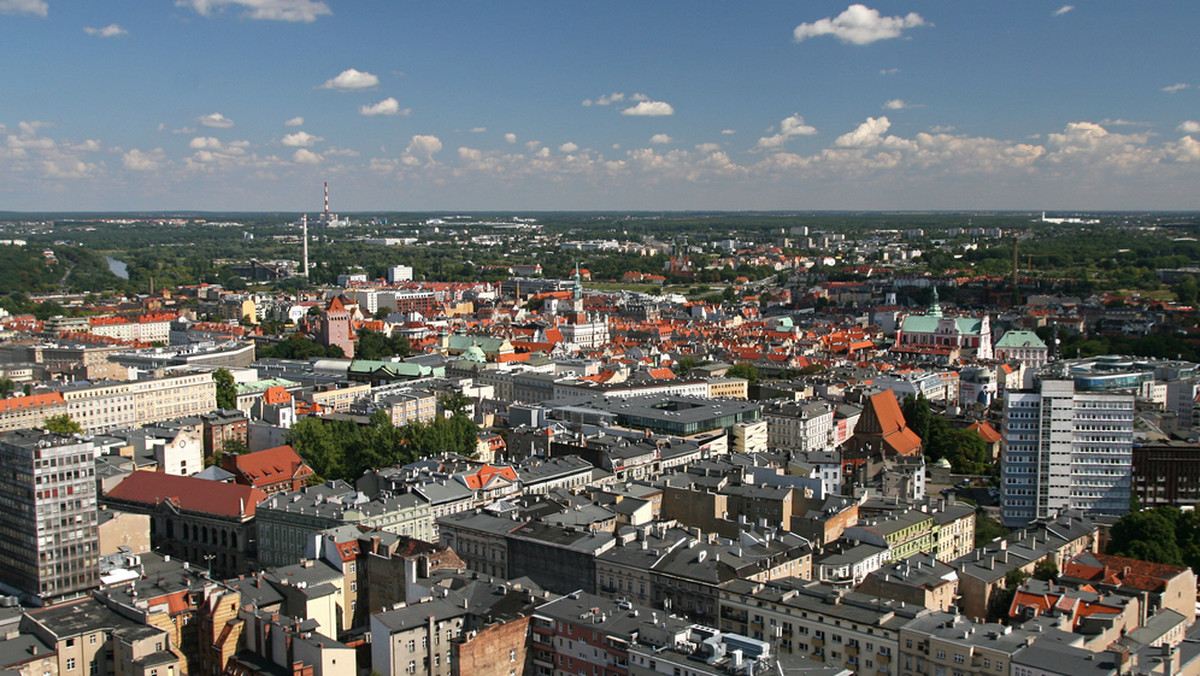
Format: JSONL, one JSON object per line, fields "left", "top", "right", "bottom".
{"left": 1000, "top": 380, "right": 1134, "bottom": 527}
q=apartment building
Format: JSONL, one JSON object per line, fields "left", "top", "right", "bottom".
{"left": 1001, "top": 380, "right": 1134, "bottom": 527}
{"left": 0, "top": 430, "right": 100, "bottom": 602}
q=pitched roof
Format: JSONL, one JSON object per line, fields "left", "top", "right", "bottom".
{"left": 224, "top": 445, "right": 314, "bottom": 488}
{"left": 0, "top": 392, "right": 64, "bottom": 412}
{"left": 854, "top": 391, "right": 922, "bottom": 456}
{"left": 106, "top": 470, "right": 266, "bottom": 518}
{"left": 967, "top": 421, "right": 1002, "bottom": 444}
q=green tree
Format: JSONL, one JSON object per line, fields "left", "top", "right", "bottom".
{"left": 901, "top": 394, "right": 932, "bottom": 444}
{"left": 285, "top": 417, "right": 345, "bottom": 481}
{"left": 43, "top": 414, "right": 83, "bottom": 435}
{"left": 974, "top": 510, "right": 1010, "bottom": 548}
{"left": 727, "top": 363, "right": 759, "bottom": 385}
{"left": 1107, "top": 507, "right": 1184, "bottom": 566}
{"left": 1032, "top": 559, "right": 1058, "bottom": 582}
{"left": 0, "top": 378, "right": 14, "bottom": 397}
{"left": 213, "top": 368, "right": 238, "bottom": 410}
{"left": 439, "top": 392, "right": 472, "bottom": 417}
{"left": 988, "top": 569, "right": 1029, "bottom": 622}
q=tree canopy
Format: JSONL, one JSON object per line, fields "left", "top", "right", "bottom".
{"left": 213, "top": 368, "right": 237, "bottom": 410}
{"left": 902, "top": 394, "right": 988, "bottom": 474}
{"left": 1106, "top": 506, "right": 1200, "bottom": 571}
{"left": 43, "top": 414, "right": 83, "bottom": 435}
{"left": 285, "top": 409, "right": 479, "bottom": 482}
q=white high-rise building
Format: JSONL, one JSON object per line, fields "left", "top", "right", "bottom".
{"left": 1000, "top": 380, "right": 1134, "bottom": 527}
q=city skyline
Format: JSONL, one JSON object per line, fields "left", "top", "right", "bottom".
{"left": 2, "top": 1, "right": 1199, "bottom": 211}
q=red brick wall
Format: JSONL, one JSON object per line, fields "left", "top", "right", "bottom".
{"left": 454, "top": 617, "right": 532, "bottom": 676}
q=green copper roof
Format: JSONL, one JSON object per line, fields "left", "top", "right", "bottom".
{"left": 995, "top": 330, "right": 1047, "bottom": 349}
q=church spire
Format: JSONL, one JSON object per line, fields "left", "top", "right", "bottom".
{"left": 928, "top": 286, "right": 943, "bottom": 317}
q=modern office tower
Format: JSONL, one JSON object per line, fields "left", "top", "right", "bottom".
{"left": 1001, "top": 380, "right": 1134, "bottom": 527}
{"left": 0, "top": 429, "right": 99, "bottom": 602}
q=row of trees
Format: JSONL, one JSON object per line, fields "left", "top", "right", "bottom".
{"left": 284, "top": 400, "right": 478, "bottom": 482}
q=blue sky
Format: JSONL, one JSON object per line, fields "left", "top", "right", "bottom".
{"left": 1, "top": 1, "right": 1199, "bottom": 211}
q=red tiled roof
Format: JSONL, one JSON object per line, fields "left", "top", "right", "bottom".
{"left": 0, "top": 392, "right": 64, "bottom": 412}
{"left": 967, "top": 421, "right": 1002, "bottom": 444}
{"left": 106, "top": 470, "right": 266, "bottom": 519}
{"left": 1063, "top": 552, "right": 1190, "bottom": 593}
{"left": 224, "top": 445, "right": 314, "bottom": 489}
{"left": 263, "top": 386, "right": 292, "bottom": 405}
{"left": 460, "top": 465, "right": 518, "bottom": 490}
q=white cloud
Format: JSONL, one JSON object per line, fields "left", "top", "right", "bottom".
{"left": 1167, "top": 136, "right": 1200, "bottom": 163}
{"left": 696, "top": 143, "right": 722, "bottom": 153}
{"left": 122, "top": 149, "right": 162, "bottom": 171}
{"left": 621, "top": 101, "right": 675, "bottom": 117}
{"left": 189, "top": 136, "right": 223, "bottom": 150}
{"left": 402, "top": 134, "right": 442, "bottom": 165}
{"left": 559, "top": 142, "right": 579, "bottom": 153}
{"left": 793, "top": 4, "right": 926, "bottom": 45}
{"left": 504, "top": 133, "right": 517, "bottom": 144}
{"left": 1100, "top": 119, "right": 1152, "bottom": 127}
{"left": 18, "top": 121, "right": 52, "bottom": 135}
{"left": 197, "top": 112, "right": 234, "bottom": 128}
{"left": 535, "top": 147, "right": 550, "bottom": 158}
{"left": 0, "top": 0, "right": 47, "bottom": 17}
{"left": 756, "top": 114, "right": 818, "bottom": 149}
{"left": 835, "top": 116, "right": 892, "bottom": 148}
{"left": 292, "top": 148, "right": 322, "bottom": 164}
{"left": 928, "top": 125, "right": 955, "bottom": 133}
{"left": 1163, "top": 83, "right": 1190, "bottom": 94}
{"left": 84, "top": 23, "right": 128, "bottom": 37}
{"left": 360, "top": 97, "right": 405, "bottom": 116}
{"left": 650, "top": 134, "right": 674, "bottom": 145}
{"left": 1179, "top": 121, "right": 1200, "bottom": 134}
{"left": 880, "top": 68, "right": 900, "bottom": 75}
{"left": 631, "top": 93, "right": 650, "bottom": 101}
{"left": 284, "top": 116, "right": 304, "bottom": 127}
{"left": 71, "top": 139, "right": 102, "bottom": 152}
{"left": 319, "top": 68, "right": 379, "bottom": 91}
{"left": 582, "top": 92, "right": 625, "bottom": 107}
{"left": 42, "top": 157, "right": 96, "bottom": 179}
{"left": 281, "top": 131, "right": 323, "bottom": 147}
{"left": 176, "top": 0, "right": 330, "bottom": 22}
{"left": 525, "top": 141, "right": 541, "bottom": 151}
{"left": 720, "top": 129, "right": 736, "bottom": 135}
{"left": 470, "top": 127, "right": 486, "bottom": 133}
{"left": 1052, "top": 5, "right": 1074, "bottom": 16}
{"left": 884, "top": 99, "right": 915, "bottom": 110}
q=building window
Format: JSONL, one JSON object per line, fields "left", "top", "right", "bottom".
{"left": 66, "top": 660, "right": 76, "bottom": 671}
{"left": 407, "top": 661, "right": 416, "bottom": 674}
{"left": 510, "top": 649, "right": 517, "bottom": 662}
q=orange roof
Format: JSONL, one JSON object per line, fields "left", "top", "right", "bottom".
{"left": 263, "top": 385, "right": 292, "bottom": 405}
{"left": 647, "top": 367, "right": 676, "bottom": 380}
{"left": 225, "top": 445, "right": 314, "bottom": 489}
{"left": 0, "top": 392, "right": 64, "bottom": 412}
{"left": 967, "top": 421, "right": 1002, "bottom": 444}
{"left": 106, "top": 470, "right": 266, "bottom": 518}
{"left": 855, "top": 391, "right": 922, "bottom": 456}
{"left": 459, "top": 464, "right": 518, "bottom": 490}
{"left": 1063, "top": 552, "right": 1190, "bottom": 593}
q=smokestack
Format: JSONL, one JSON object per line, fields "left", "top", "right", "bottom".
{"left": 324, "top": 181, "right": 329, "bottom": 223}
{"left": 302, "top": 214, "right": 309, "bottom": 278}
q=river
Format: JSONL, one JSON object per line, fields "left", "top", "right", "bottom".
{"left": 105, "top": 256, "right": 129, "bottom": 279}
